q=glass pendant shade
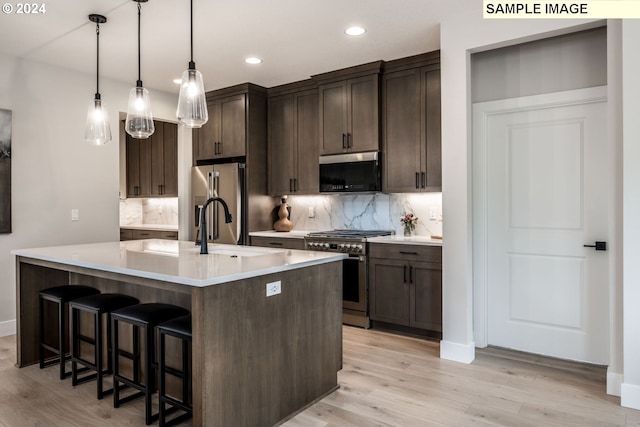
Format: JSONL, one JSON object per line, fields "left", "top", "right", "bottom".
{"left": 85, "top": 97, "right": 112, "bottom": 145}
{"left": 125, "top": 85, "right": 155, "bottom": 138}
{"left": 177, "top": 67, "right": 208, "bottom": 128}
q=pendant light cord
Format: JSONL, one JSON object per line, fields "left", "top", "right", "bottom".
{"left": 95, "top": 23, "right": 100, "bottom": 97}
{"left": 190, "top": 0, "right": 194, "bottom": 63}
{"left": 137, "top": 1, "right": 142, "bottom": 87}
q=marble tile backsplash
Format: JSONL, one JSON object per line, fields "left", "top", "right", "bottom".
{"left": 120, "top": 198, "right": 179, "bottom": 226}
{"left": 283, "top": 193, "right": 443, "bottom": 237}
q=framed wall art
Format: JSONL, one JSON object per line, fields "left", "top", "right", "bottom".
{"left": 0, "top": 108, "right": 11, "bottom": 233}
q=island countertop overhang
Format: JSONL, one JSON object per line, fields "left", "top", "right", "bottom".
{"left": 12, "top": 239, "right": 348, "bottom": 287}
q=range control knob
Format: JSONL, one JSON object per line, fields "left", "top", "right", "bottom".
{"left": 355, "top": 244, "right": 363, "bottom": 252}
{"left": 338, "top": 244, "right": 346, "bottom": 250}
{"left": 323, "top": 243, "right": 330, "bottom": 249}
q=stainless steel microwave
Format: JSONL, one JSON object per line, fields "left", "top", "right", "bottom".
{"left": 319, "top": 152, "right": 381, "bottom": 193}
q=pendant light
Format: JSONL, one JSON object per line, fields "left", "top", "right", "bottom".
{"left": 176, "top": 0, "right": 208, "bottom": 128}
{"left": 125, "top": 0, "right": 154, "bottom": 139}
{"left": 85, "top": 14, "right": 112, "bottom": 145}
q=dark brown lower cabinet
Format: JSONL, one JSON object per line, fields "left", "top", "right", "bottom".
{"left": 120, "top": 228, "right": 178, "bottom": 241}
{"left": 250, "top": 236, "right": 306, "bottom": 250}
{"left": 369, "top": 243, "right": 442, "bottom": 332}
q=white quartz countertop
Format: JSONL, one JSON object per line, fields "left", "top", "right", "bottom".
{"left": 367, "top": 235, "right": 443, "bottom": 246}
{"left": 249, "top": 230, "right": 312, "bottom": 239}
{"left": 120, "top": 224, "right": 179, "bottom": 232}
{"left": 12, "top": 240, "right": 347, "bottom": 287}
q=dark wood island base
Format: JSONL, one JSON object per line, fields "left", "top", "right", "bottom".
{"left": 15, "top": 251, "right": 343, "bottom": 427}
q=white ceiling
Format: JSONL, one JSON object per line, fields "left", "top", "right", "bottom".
{"left": 0, "top": 0, "right": 453, "bottom": 94}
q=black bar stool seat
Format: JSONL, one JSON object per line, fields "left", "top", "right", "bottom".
{"left": 157, "top": 315, "right": 192, "bottom": 427}
{"left": 70, "top": 293, "right": 140, "bottom": 399}
{"left": 111, "top": 303, "right": 189, "bottom": 425}
{"left": 39, "top": 285, "right": 100, "bottom": 380}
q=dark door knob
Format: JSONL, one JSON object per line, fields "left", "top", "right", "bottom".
{"left": 584, "top": 241, "right": 607, "bottom": 251}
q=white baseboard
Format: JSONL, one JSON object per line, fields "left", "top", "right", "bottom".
{"left": 440, "top": 339, "right": 475, "bottom": 364}
{"left": 607, "top": 370, "right": 623, "bottom": 397}
{"left": 621, "top": 382, "right": 640, "bottom": 409}
{"left": 0, "top": 319, "right": 16, "bottom": 337}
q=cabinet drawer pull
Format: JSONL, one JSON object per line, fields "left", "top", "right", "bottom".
{"left": 399, "top": 251, "right": 419, "bottom": 255}
{"left": 269, "top": 242, "right": 284, "bottom": 246}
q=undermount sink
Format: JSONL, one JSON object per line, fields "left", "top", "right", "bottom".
{"left": 192, "top": 245, "right": 286, "bottom": 258}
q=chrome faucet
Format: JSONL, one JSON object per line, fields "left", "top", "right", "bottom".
{"left": 199, "top": 197, "right": 233, "bottom": 254}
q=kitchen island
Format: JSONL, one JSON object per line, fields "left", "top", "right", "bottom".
{"left": 13, "top": 239, "right": 347, "bottom": 427}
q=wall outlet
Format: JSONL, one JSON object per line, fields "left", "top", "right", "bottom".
{"left": 308, "top": 206, "right": 315, "bottom": 218}
{"left": 71, "top": 209, "right": 79, "bottom": 221}
{"left": 429, "top": 207, "right": 437, "bottom": 220}
{"left": 266, "top": 281, "right": 281, "bottom": 297}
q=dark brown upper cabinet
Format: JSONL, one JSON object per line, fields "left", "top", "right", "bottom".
{"left": 193, "top": 94, "right": 246, "bottom": 162}
{"left": 313, "top": 61, "right": 382, "bottom": 155}
{"left": 126, "top": 120, "right": 178, "bottom": 198}
{"left": 267, "top": 80, "right": 319, "bottom": 196}
{"left": 382, "top": 51, "right": 441, "bottom": 193}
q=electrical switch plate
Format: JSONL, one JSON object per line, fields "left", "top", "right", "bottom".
{"left": 71, "top": 209, "right": 79, "bottom": 221}
{"left": 308, "top": 206, "right": 315, "bottom": 218}
{"left": 266, "top": 281, "right": 281, "bottom": 297}
{"left": 429, "top": 208, "right": 437, "bottom": 220}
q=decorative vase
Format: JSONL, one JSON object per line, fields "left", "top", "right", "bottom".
{"left": 404, "top": 226, "right": 412, "bottom": 237}
{"left": 274, "top": 196, "right": 293, "bottom": 232}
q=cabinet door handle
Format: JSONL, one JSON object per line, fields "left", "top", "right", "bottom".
{"left": 415, "top": 172, "right": 420, "bottom": 189}
{"left": 421, "top": 171, "right": 426, "bottom": 188}
{"left": 294, "top": 178, "right": 298, "bottom": 192}
{"left": 342, "top": 133, "right": 347, "bottom": 149}
{"left": 403, "top": 265, "right": 408, "bottom": 283}
{"left": 347, "top": 133, "right": 352, "bottom": 148}
{"left": 219, "top": 141, "right": 223, "bottom": 154}
{"left": 289, "top": 179, "right": 293, "bottom": 192}
{"left": 134, "top": 185, "right": 139, "bottom": 196}
{"left": 409, "top": 266, "right": 413, "bottom": 284}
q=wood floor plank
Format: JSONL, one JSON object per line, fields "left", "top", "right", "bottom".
{"left": 2, "top": 326, "right": 639, "bottom": 426}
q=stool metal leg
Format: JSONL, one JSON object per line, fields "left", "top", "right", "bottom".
{"left": 58, "top": 298, "right": 67, "bottom": 380}
{"left": 39, "top": 297, "right": 45, "bottom": 369}
{"left": 95, "top": 311, "right": 103, "bottom": 399}
{"left": 144, "top": 325, "right": 155, "bottom": 425}
{"left": 112, "top": 316, "right": 121, "bottom": 408}
{"left": 158, "top": 332, "right": 166, "bottom": 426}
{"left": 71, "top": 306, "right": 79, "bottom": 386}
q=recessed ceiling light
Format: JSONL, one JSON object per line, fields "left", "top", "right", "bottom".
{"left": 345, "top": 26, "right": 366, "bottom": 36}
{"left": 173, "top": 78, "right": 182, "bottom": 85}
{"left": 245, "top": 57, "right": 263, "bottom": 65}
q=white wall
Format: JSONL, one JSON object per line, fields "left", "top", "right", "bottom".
{"left": 438, "top": 13, "right": 601, "bottom": 364}
{"left": 0, "top": 53, "right": 181, "bottom": 335}
{"left": 621, "top": 20, "right": 640, "bottom": 410}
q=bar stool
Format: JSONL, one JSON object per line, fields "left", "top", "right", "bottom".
{"left": 157, "top": 315, "right": 192, "bottom": 427}
{"left": 70, "top": 293, "right": 140, "bottom": 399}
{"left": 39, "top": 285, "right": 101, "bottom": 380}
{"left": 111, "top": 303, "right": 189, "bottom": 425}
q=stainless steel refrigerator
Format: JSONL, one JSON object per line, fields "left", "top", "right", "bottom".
{"left": 191, "top": 163, "right": 246, "bottom": 245}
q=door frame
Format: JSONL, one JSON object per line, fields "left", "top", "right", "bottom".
{"left": 472, "top": 86, "right": 609, "bottom": 349}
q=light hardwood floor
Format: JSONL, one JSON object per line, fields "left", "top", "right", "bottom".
{"left": 1, "top": 327, "right": 638, "bottom": 427}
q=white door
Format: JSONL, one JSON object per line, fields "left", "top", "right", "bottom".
{"left": 480, "top": 88, "right": 609, "bottom": 364}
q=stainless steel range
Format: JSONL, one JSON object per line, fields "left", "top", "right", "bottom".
{"left": 304, "top": 229, "right": 393, "bottom": 328}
